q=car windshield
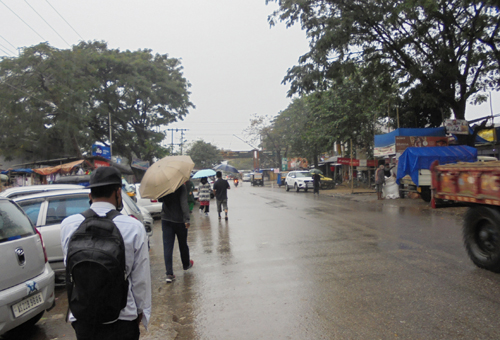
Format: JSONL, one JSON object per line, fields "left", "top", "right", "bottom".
{"left": 296, "top": 172, "right": 312, "bottom": 177}
{"left": 0, "top": 200, "right": 35, "bottom": 243}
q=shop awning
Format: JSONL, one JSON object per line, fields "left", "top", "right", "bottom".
{"left": 33, "top": 159, "right": 87, "bottom": 176}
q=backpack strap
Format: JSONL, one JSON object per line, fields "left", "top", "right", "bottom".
{"left": 81, "top": 208, "right": 121, "bottom": 220}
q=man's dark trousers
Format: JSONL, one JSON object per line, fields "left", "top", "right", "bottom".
{"left": 162, "top": 220, "right": 190, "bottom": 275}
{"left": 72, "top": 319, "right": 139, "bottom": 340}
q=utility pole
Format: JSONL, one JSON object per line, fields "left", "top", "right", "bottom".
{"left": 167, "top": 128, "right": 189, "bottom": 155}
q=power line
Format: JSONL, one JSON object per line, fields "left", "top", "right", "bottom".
{"left": 24, "top": 0, "right": 71, "bottom": 47}
{"left": 45, "top": 0, "right": 84, "bottom": 41}
{"left": 0, "top": 35, "right": 17, "bottom": 50}
{"left": 0, "top": 42, "right": 16, "bottom": 55}
{"left": 0, "top": 0, "right": 46, "bottom": 41}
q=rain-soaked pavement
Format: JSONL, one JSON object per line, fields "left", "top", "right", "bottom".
{"left": 4, "top": 183, "right": 500, "bottom": 339}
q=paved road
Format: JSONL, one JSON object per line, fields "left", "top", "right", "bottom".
{"left": 4, "top": 183, "right": 500, "bottom": 339}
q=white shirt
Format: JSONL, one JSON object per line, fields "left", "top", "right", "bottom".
{"left": 60, "top": 202, "right": 152, "bottom": 329}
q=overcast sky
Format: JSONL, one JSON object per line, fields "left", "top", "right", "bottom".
{"left": 1, "top": 0, "right": 498, "bottom": 153}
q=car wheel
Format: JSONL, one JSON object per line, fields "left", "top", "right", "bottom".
{"left": 295, "top": 183, "right": 299, "bottom": 192}
{"left": 464, "top": 206, "right": 500, "bottom": 272}
{"left": 286, "top": 183, "right": 290, "bottom": 191}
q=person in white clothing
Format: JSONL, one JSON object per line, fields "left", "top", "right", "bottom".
{"left": 60, "top": 167, "right": 151, "bottom": 340}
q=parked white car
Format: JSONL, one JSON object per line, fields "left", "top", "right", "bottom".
{"left": 285, "top": 171, "right": 314, "bottom": 192}
{"left": 13, "top": 188, "right": 150, "bottom": 278}
{"left": 0, "top": 197, "right": 55, "bottom": 335}
{"left": 134, "top": 183, "right": 162, "bottom": 219}
{"left": 0, "top": 184, "right": 83, "bottom": 199}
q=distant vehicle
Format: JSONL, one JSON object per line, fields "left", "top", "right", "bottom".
{"left": 242, "top": 173, "right": 252, "bottom": 182}
{"left": 13, "top": 188, "right": 149, "bottom": 278}
{"left": 0, "top": 197, "right": 55, "bottom": 335}
{"left": 251, "top": 173, "right": 264, "bottom": 186}
{"left": 285, "top": 171, "right": 314, "bottom": 192}
{"left": 134, "top": 183, "right": 162, "bottom": 219}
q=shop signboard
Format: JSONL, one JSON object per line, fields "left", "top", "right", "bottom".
{"left": 338, "top": 158, "right": 377, "bottom": 167}
{"left": 281, "top": 158, "right": 288, "bottom": 171}
{"left": 395, "top": 136, "right": 448, "bottom": 153}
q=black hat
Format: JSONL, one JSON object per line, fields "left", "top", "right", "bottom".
{"left": 87, "top": 167, "right": 122, "bottom": 188}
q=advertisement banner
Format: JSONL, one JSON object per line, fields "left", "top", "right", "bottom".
{"left": 131, "top": 159, "right": 150, "bottom": 170}
{"left": 287, "top": 157, "right": 309, "bottom": 170}
{"left": 395, "top": 136, "right": 448, "bottom": 153}
{"left": 92, "top": 144, "right": 111, "bottom": 160}
{"left": 374, "top": 145, "right": 396, "bottom": 157}
{"left": 445, "top": 119, "right": 469, "bottom": 135}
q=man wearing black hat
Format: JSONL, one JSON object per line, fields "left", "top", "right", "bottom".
{"left": 60, "top": 166, "right": 152, "bottom": 340}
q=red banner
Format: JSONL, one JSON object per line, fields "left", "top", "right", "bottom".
{"left": 94, "top": 160, "right": 110, "bottom": 168}
{"left": 337, "top": 158, "right": 377, "bottom": 167}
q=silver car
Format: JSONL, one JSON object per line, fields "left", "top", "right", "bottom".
{"left": 0, "top": 197, "right": 55, "bottom": 335}
{"left": 13, "top": 188, "right": 149, "bottom": 277}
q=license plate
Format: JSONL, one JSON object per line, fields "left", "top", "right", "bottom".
{"left": 12, "top": 292, "right": 44, "bottom": 318}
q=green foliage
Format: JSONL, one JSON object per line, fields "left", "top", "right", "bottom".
{"left": 0, "top": 41, "right": 193, "bottom": 162}
{"left": 268, "top": 0, "right": 500, "bottom": 124}
{"left": 187, "top": 140, "right": 223, "bottom": 169}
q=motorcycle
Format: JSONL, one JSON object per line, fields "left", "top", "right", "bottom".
{"left": 234, "top": 178, "right": 239, "bottom": 187}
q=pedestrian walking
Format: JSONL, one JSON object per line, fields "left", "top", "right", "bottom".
{"left": 186, "top": 178, "right": 196, "bottom": 213}
{"left": 213, "top": 171, "right": 230, "bottom": 220}
{"left": 60, "top": 167, "right": 151, "bottom": 340}
{"left": 312, "top": 172, "right": 321, "bottom": 195}
{"left": 198, "top": 177, "right": 211, "bottom": 215}
{"left": 375, "top": 164, "right": 386, "bottom": 200}
{"left": 158, "top": 183, "right": 194, "bottom": 283}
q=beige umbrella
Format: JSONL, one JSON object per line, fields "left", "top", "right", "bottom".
{"left": 139, "top": 155, "right": 194, "bottom": 199}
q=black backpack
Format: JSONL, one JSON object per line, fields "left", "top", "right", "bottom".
{"left": 65, "top": 209, "right": 129, "bottom": 324}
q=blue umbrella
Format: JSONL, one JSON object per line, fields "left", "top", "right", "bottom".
{"left": 192, "top": 169, "right": 216, "bottom": 178}
{"left": 213, "top": 163, "right": 239, "bottom": 173}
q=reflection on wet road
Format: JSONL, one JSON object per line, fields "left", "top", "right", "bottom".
{"left": 6, "top": 184, "right": 500, "bottom": 339}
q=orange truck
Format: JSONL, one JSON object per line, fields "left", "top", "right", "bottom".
{"left": 431, "top": 159, "right": 500, "bottom": 272}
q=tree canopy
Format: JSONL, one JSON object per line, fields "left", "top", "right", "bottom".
{"left": 187, "top": 140, "right": 223, "bottom": 169}
{"left": 0, "top": 41, "right": 193, "bottom": 163}
{"left": 267, "top": 0, "right": 500, "bottom": 125}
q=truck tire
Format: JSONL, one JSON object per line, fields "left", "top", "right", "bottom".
{"left": 463, "top": 206, "right": 500, "bottom": 272}
{"left": 420, "top": 186, "right": 431, "bottom": 202}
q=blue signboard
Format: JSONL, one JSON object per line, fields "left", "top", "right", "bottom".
{"left": 92, "top": 144, "right": 111, "bottom": 160}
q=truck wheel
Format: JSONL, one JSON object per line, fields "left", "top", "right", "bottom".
{"left": 463, "top": 206, "right": 500, "bottom": 272}
{"left": 420, "top": 186, "right": 431, "bottom": 202}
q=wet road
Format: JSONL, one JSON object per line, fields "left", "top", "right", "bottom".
{"left": 5, "top": 183, "right": 500, "bottom": 339}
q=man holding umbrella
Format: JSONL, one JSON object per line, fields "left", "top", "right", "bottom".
{"left": 158, "top": 183, "right": 194, "bottom": 283}
{"left": 139, "top": 156, "right": 195, "bottom": 283}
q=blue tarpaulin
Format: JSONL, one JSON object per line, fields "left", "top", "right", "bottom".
{"left": 1, "top": 168, "right": 34, "bottom": 174}
{"left": 396, "top": 146, "right": 477, "bottom": 186}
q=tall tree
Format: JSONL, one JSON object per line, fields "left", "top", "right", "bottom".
{"left": 187, "top": 140, "right": 223, "bottom": 169}
{"left": 0, "top": 41, "right": 193, "bottom": 163}
{"left": 268, "top": 0, "right": 500, "bottom": 128}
